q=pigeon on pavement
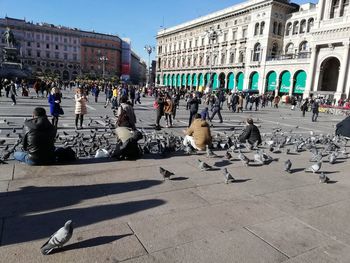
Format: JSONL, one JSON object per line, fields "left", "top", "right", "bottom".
{"left": 284, "top": 159, "right": 292, "bottom": 173}
{"left": 159, "top": 167, "right": 174, "bottom": 180}
{"left": 238, "top": 150, "right": 250, "bottom": 166}
{"left": 206, "top": 145, "right": 217, "bottom": 158}
{"left": 41, "top": 220, "right": 73, "bottom": 255}
{"left": 198, "top": 159, "right": 212, "bottom": 171}
{"left": 319, "top": 172, "right": 329, "bottom": 183}
{"left": 222, "top": 168, "right": 235, "bottom": 184}
{"left": 305, "top": 161, "right": 322, "bottom": 173}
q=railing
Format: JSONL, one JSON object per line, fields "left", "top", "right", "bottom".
{"left": 266, "top": 52, "right": 311, "bottom": 61}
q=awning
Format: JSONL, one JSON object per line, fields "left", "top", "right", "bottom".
{"left": 228, "top": 73, "right": 234, "bottom": 90}
{"left": 280, "top": 71, "right": 291, "bottom": 93}
{"left": 237, "top": 72, "right": 244, "bottom": 91}
{"left": 182, "top": 74, "right": 186, "bottom": 86}
{"left": 193, "top": 73, "right": 198, "bottom": 86}
{"left": 187, "top": 74, "right": 191, "bottom": 86}
{"left": 212, "top": 73, "right": 218, "bottom": 90}
{"left": 267, "top": 71, "right": 277, "bottom": 91}
{"left": 250, "top": 72, "right": 259, "bottom": 90}
{"left": 294, "top": 71, "right": 306, "bottom": 94}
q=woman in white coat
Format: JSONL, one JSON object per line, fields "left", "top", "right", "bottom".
{"left": 74, "top": 87, "right": 88, "bottom": 129}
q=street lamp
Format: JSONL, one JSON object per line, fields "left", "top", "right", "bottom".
{"left": 205, "top": 28, "right": 222, "bottom": 93}
{"left": 144, "top": 45, "right": 155, "bottom": 87}
{"left": 99, "top": 56, "right": 109, "bottom": 79}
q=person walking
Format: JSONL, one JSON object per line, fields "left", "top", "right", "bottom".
{"left": 311, "top": 99, "right": 319, "bottom": 122}
{"left": 188, "top": 93, "right": 200, "bottom": 127}
{"left": 155, "top": 93, "right": 165, "bottom": 130}
{"left": 9, "top": 80, "right": 17, "bottom": 106}
{"left": 74, "top": 87, "right": 88, "bottom": 130}
{"left": 164, "top": 94, "right": 174, "bottom": 128}
{"left": 209, "top": 97, "right": 223, "bottom": 123}
{"left": 104, "top": 85, "right": 113, "bottom": 108}
{"left": 274, "top": 95, "right": 280, "bottom": 108}
{"left": 48, "top": 87, "right": 62, "bottom": 128}
{"left": 301, "top": 98, "right": 309, "bottom": 117}
{"left": 237, "top": 93, "right": 244, "bottom": 113}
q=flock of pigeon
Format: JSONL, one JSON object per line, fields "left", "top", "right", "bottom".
{"left": 159, "top": 127, "right": 349, "bottom": 185}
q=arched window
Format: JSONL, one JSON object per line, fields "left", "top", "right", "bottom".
{"left": 229, "top": 52, "right": 235, "bottom": 63}
{"left": 293, "top": 21, "right": 299, "bottom": 34}
{"left": 307, "top": 18, "right": 314, "bottom": 32}
{"left": 300, "top": 42, "right": 308, "bottom": 51}
{"left": 221, "top": 51, "right": 226, "bottom": 64}
{"left": 330, "top": 0, "right": 340, "bottom": 18}
{"left": 273, "top": 21, "right": 277, "bottom": 34}
{"left": 286, "top": 23, "right": 292, "bottom": 36}
{"left": 277, "top": 23, "right": 282, "bottom": 35}
{"left": 239, "top": 51, "right": 245, "bottom": 63}
{"left": 285, "top": 43, "right": 294, "bottom": 54}
{"left": 213, "top": 55, "right": 218, "bottom": 65}
{"left": 271, "top": 43, "right": 278, "bottom": 59}
{"left": 253, "top": 43, "right": 261, "bottom": 62}
{"left": 199, "top": 56, "right": 203, "bottom": 66}
{"left": 260, "top": 21, "right": 265, "bottom": 35}
{"left": 193, "top": 56, "right": 197, "bottom": 66}
{"left": 206, "top": 55, "right": 210, "bottom": 65}
{"left": 182, "top": 57, "right": 185, "bottom": 67}
{"left": 177, "top": 58, "right": 180, "bottom": 67}
{"left": 254, "top": 23, "right": 259, "bottom": 36}
{"left": 300, "top": 20, "right": 306, "bottom": 33}
{"left": 187, "top": 57, "right": 191, "bottom": 67}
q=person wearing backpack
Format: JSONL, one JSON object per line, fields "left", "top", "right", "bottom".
{"left": 117, "top": 95, "right": 136, "bottom": 130}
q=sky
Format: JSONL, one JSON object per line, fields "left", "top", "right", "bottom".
{"left": 0, "top": 0, "right": 317, "bottom": 62}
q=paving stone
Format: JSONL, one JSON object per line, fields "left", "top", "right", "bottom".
{"left": 0, "top": 163, "right": 13, "bottom": 181}
{"left": 297, "top": 199, "right": 350, "bottom": 246}
{"left": 0, "top": 184, "right": 110, "bottom": 218}
{"left": 246, "top": 216, "right": 334, "bottom": 258}
{"left": 124, "top": 228, "right": 288, "bottom": 263}
{"left": 129, "top": 197, "right": 285, "bottom": 253}
{"left": 258, "top": 184, "right": 350, "bottom": 214}
{"left": 1, "top": 198, "right": 165, "bottom": 246}
{"left": 0, "top": 180, "right": 9, "bottom": 195}
{"left": 0, "top": 223, "right": 146, "bottom": 263}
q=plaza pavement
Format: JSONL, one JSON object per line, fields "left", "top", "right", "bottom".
{"left": 0, "top": 90, "right": 350, "bottom": 262}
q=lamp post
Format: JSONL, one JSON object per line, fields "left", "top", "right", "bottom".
{"left": 205, "top": 28, "right": 222, "bottom": 94}
{"left": 99, "top": 56, "right": 109, "bottom": 79}
{"left": 144, "top": 45, "right": 155, "bottom": 87}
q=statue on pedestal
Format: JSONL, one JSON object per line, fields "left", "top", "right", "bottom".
{"left": 2, "top": 27, "right": 16, "bottom": 48}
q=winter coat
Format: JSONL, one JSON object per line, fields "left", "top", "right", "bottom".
{"left": 22, "top": 117, "right": 56, "bottom": 164}
{"left": 117, "top": 103, "right": 137, "bottom": 130}
{"left": 164, "top": 98, "right": 174, "bottom": 114}
{"left": 75, "top": 94, "right": 88, "bottom": 115}
{"left": 238, "top": 95, "right": 244, "bottom": 108}
{"left": 189, "top": 97, "right": 200, "bottom": 113}
{"left": 186, "top": 119, "right": 212, "bottom": 150}
{"left": 48, "top": 93, "right": 61, "bottom": 117}
{"left": 238, "top": 124, "right": 262, "bottom": 145}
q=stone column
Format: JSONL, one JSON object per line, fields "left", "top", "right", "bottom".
{"left": 289, "top": 75, "right": 295, "bottom": 96}
{"left": 304, "top": 45, "right": 318, "bottom": 97}
{"left": 335, "top": 42, "right": 350, "bottom": 100}
{"left": 317, "top": 0, "right": 325, "bottom": 22}
{"left": 337, "top": 0, "right": 344, "bottom": 17}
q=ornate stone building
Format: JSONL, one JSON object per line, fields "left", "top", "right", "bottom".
{"left": 156, "top": 0, "right": 350, "bottom": 100}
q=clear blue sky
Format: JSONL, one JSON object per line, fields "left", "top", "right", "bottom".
{"left": 0, "top": 0, "right": 316, "bottom": 62}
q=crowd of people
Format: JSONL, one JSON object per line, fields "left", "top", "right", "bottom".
{"left": 1, "top": 76, "right": 343, "bottom": 165}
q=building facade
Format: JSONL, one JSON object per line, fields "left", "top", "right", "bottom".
{"left": 156, "top": 0, "right": 350, "bottom": 100}
{"left": 80, "top": 32, "right": 121, "bottom": 79}
{"left": 1, "top": 17, "right": 144, "bottom": 83}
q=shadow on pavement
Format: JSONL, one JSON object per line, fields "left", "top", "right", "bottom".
{"left": 0, "top": 180, "right": 166, "bottom": 246}
{"left": 53, "top": 234, "right": 133, "bottom": 253}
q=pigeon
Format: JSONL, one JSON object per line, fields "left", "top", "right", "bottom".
{"left": 0, "top": 139, "right": 5, "bottom": 145}
{"left": 319, "top": 172, "right": 329, "bottom": 183}
{"left": 284, "top": 159, "right": 292, "bottom": 173}
{"left": 328, "top": 152, "right": 337, "bottom": 164}
{"left": 238, "top": 150, "right": 250, "bottom": 166}
{"left": 222, "top": 168, "right": 234, "bottom": 184}
{"left": 225, "top": 151, "right": 232, "bottom": 160}
{"left": 254, "top": 151, "right": 265, "bottom": 165}
{"left": 41, "top": 220, "right": 73, "bottom": 255}
{"left": 159, "top": 167, "right": 174, "bottom": 180}
{"left": 206, "top": 145, "right": 217, "bottom": 158}
{"left": 305, "top": 161, "right": 322, "bottom": 173}
{"left": 184, "top": 143, "right": 197, "bottom": 155}
{"left": 197, "top": 159, "right": 212, "bottom": 171}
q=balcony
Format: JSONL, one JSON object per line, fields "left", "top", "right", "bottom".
{"left": 266, "top": 52, "right": 311, "bottom": 61}
{"left": 239, "top": 38, "right": 247, "bottom": 44}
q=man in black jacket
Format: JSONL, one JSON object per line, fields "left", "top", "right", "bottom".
{"left": 14, "top": 107, "right": 56, "bottom": 165}
{"left": 238, "top": 118, "right": 262, "bottom": 145}
{"left": 188, "top": 93, "right": 200, "bottom": 127}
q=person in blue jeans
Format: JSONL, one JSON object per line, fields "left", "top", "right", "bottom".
{"left": 14, "top": 107, "right": 56, "bottom": 165}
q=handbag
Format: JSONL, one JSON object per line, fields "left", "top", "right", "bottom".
{"left": 59, "top": 106, "right": 64, "bottom": 115}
